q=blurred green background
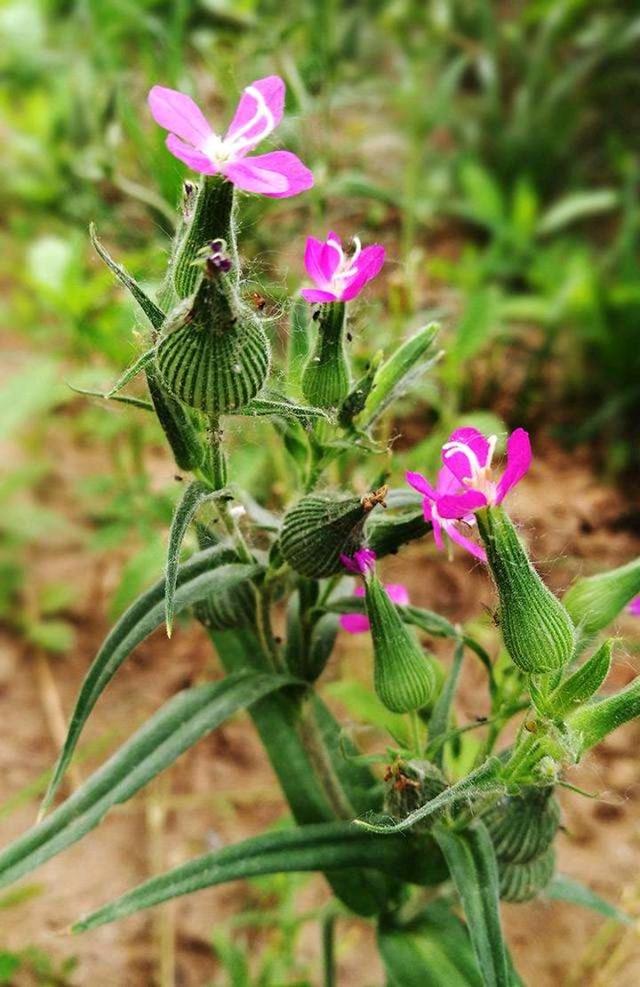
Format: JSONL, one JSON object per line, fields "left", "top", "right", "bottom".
{"left": 1, "top": 1, "right": 640, "bottom": 980}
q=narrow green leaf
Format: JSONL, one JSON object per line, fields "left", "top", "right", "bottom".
{"left": 358, "top": 323, "right": 441, "bottom": 428}
{"left": 537, "top": 189, "right": 618, "bottom": 236}
{"left": 234, "top": 397, "right": 329, "bottom": 428}
{"left": 546, "top": 640, "right": 613, "bottom": 718}
{"left": 378, "top": 900, "right": 483, "bottom": 987}
{"left": 73, "top": 822, "right": 427, "bottom": 933}
{"left": 105, "top": 348, "right": 155, "bottom": 398}
{"left": 165, "top": 481, "right": 230, "bottom": 636}
{"left": 429, "top": 639, "right": 465, "bottom": 768}
{"left": 90, "top": 223, "right": 166, "bottom": 331}
{"left": 545, "top": 875, "right": 633, "bottom": 925}
{"left": 355, "top": 758, "right": 504, "bottom": 834}
{"left": 39, "top": 547, "right": 261, "bottom": 815}
{"left": 0, "top": 673, "right": 293, "bottom": 892}
{"left": 434, "top": 822, "right": 510, "bottom": 987}
{"left": 68, "top": 384, "right": 154, "bottom": 411}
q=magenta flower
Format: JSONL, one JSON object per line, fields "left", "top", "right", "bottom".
{"left": 148, "top": 76, "right": 313, "bottom": 198}
{"left": 629, "top": 596, "right": 640, "bottom": 617}
{"left": 340, "top": 583, "right": 410, "bottom": 634}
{"left": 340, "top": 548, "right": 377, "bottom": 577}
{"left": 406, "top": 466, "right": 486, "bottom": 562}
{"left": 301, "top": 232, "right": 385, "bottom": 303}
{"left": 436, "top": 427, "right": 532, "bottom": 520}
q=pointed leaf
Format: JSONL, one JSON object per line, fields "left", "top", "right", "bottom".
{"left": 73, "top": 822, "right": 435, "bottom": 933}
{"left": 105, "top": 348, "right": 155, "bottom": 398}
{"left": 69, "top": 384, "right": 153, "bottom": 411}
{"left": 358, "top": 323, "right": 441, "bottom": 428}
{"left": 0, "top": 672, "right": 294, "bottom": 891}
{"left": 545, "top": 875, "right": 633, "bottom": 925}
{"left": 234, "top": 396, "right": 329, "bottom": 428}
{"left": 40, "top": 547, "right": 261, "bottom": 814}
{"left": 90, "top": 223, "right": 165, "bottom": 331}
{"left": 165, "top": 481, "right": 231, "bottom": 636}
{"left": 434, "top": 821, "right": 510, "bottom": 987}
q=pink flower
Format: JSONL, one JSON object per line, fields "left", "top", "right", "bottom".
{"left": 340, "top": 548, "right": 377, "bottom": 576}
{"left": 340, "top": 584, "right": 410, "bottom": 634}
{"left": 629, "top": 596, "right": 640, "bottom": 617}
{"left": 301, "top": 232, "right": 385, "bottom": 303}
{"left": 436, "top": 427, "right": 532, "bottom": 520}
{"left": 148, "top": 76, "right": 313, "bottom": 198}
{"left": 406, "top": 466, "right": 487, "bottom": 562}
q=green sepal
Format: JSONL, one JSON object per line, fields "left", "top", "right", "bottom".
{"left": 301, "top": 302, "right": 351, "bottom": 408}
{"left": 545, "top": 639, "right": 613, "bottom": 718}
{"left": 563, "top": 556, "right": 640, "bottom": 637}
{"left": 357, "top": 323, "right": 440, "bottom": 429}
{"left": 89, "top": 223, "right": 165, "bottom": 331}
{"left": 477, "top": 505, "right": 574, "bottom": 674}
{"left": 567, "top": 675, "right": 640, "bottom": 755}
{"left": 365, "top": 574, "right": 436, "bottom": 713}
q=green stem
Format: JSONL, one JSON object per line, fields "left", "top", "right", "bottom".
{"left": 297, "top": 700, "right": 356, "bottom": 820}
{"left": 322, "top": 913, "right": 336, "bottom": 987}
{"left": 408, "top": 710, "right": 423, "bottom": 755}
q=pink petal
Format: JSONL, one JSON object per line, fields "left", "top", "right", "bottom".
{"left": 496, "top": 428, "right": 532, "bottom": 503}
{"left": 340, "top": 244, "right": 386, "bottom": 302}
{"left": 224, "top": 76, "right": 285, "bottom": 155}
{"left": 432, "top": 517, "right": 445, "bottom": 550}
{"left": 322, "top": 234, "right": 343, "bottom": 281}
{"left": 386, "top": 584, "right": 410, "bottom": 606}
{"left": 165, "top": 134, "right": 219, "bottom": 175}
{"left": 148, "top": 86, "right": 212, "bottom": 146}
{"left": 628, "top": 596, "right": 640, "bottom": 616}
{"left": 301, "top": 288, "right": 338, "bottom": 303}
{"left": 435, "top": 465, "right": 463, "bottom": 497}
{"left": 447, "top": 525, "right": 487, "bottom": 562}
{"left": 304, "top": 237, "right": 329, "bottom": 286}
{"left": 438, "top": 490, "right": 488, "bottom": 519}
{"left": 223, "top": 151, "right": 313, "bottom": 198}
{"left": 340, "top": 613, "right": 370, "bottom": 634}
{"left": 443, "top": 427, "right": 491, "bottom": 484}
{"left": 406, "top": 470, "right": 436, "bottom": 500}
{"left": 353, "top": 586, "right": 366, "bottom": 599}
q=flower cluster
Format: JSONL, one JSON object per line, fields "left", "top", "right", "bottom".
{"left": 149, "top": 76, "right": 384, "bottom": 302}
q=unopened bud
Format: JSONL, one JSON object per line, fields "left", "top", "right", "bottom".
{"left": 563, "top": 557, "right": 640, "bottom": 637}
{"left": 498, "top": 845, "right": 555, "bottom": 902}
{"left": 484, "top": 787, "right": 560, "bottom": 865}
{"left": 384, "top": 759, "right": 447, "bottom": 831}
{"left": 567, "top": 675, "right": 640, "bottom": 755}
{"left": 546, "top": 639, "right": 613, "bottom": 719}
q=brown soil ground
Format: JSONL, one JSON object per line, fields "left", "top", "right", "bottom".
{"left": 1, "top": 407, "right": 640, "bottom": 985}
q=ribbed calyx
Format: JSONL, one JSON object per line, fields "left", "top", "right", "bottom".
{"left": 498, "top": 845, "right": 555, "bottom": 903}
{"left": 171, "top": 177, "right": 237, "bottom": 300}
{"left": 384, "top": 759, "right": 447, "bottom": 831}
{"left": 280, "top": 489, "right": 385, "bottom": 578}
{"left": 563, "top": 556, "right": 640, "bottom": 637}
{"left": 476, "top": 505, "right": 575, "bottom": 675}
{"left": 301, "top": 302, "right": 350, "bottom": 408}
{"left": 484, "top": 787, "right": 561, "bottom": 865}
{"left": 365, "top": 574, "right": 436, "bottom": 713}
{"left": 156, "top": 257, "right": 270, "bottom": 416}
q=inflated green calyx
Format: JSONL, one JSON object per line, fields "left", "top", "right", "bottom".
{"left": 477, "top": 505, "right": 575, "bottom": 674}
{"left": 279, "top": 488, "right": 387, "bottom": 579}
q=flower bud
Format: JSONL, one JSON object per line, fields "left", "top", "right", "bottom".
{"left": 498, "top": 845, "right": 555, "bottom": 903}
{"left": 384, "top": 759, "right": 447, "bottom": 831}
{"left": 156, "top": 254, "right": 270, "bottom": 415}
{"left": 484, "top": 787, "right": 560, "bottom": 865}
{"left": 545, "top": 639, "right": 613, "bottom": 719}
{"left": 280, "top": 489, "right": 386, "bottom": 579}
{"left": 364, "top": 572, "right": 436, "bottom": 713}
{"left": 567, "top": 675, "right": 640, "bottom": 755}
{"left": 301, "top": 302, "right": 350, "bottom": 408}
{"left": 476, "top": 505, "right": 575, "bottom": 674}
{"left": 562, "top": 557, "right": 640, "bottom": 637}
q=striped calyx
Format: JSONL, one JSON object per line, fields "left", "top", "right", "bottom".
{"left": 301, "top": 302, "right": 350, "bottom": 408}
{"left": 563, "top": 556, "right": 640, "bottom": 637}
{"left": 498, "top": 845, "right": 556, "bottom": 903}
{"left": 156, "top": 262, "right": 270, "bottom": 415}
{"left": 171, "top": 176, "right": 237, "bottom": 300}
{"left": 476, "top": 505, "right": 575, "bottom": 674}
{"left": 384, "top": 759, "right": 447, "bottom": 831}
{"left": 365, "top": 574, "right": 436, "bottom": 713}
{"left": 484, "top": 787, "right": 561, "bottom": 865}
{"left": 279, "top": 489, "right": 386, "bottom": 578}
